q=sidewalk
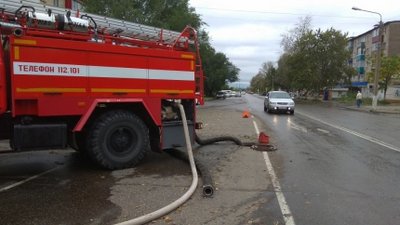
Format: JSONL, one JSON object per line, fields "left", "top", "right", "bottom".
{"left": 311, "top": 98, "right": 400, "bottom": 114}
{"left": 150, "top": 105, "right": 273, "bottom": 225}
{"left": 343, "top": 104, "right": 400, "bottom": 114}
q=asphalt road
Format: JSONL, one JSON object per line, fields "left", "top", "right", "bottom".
{"left": 245, "top": 94, "right": 400, "bottom": 225}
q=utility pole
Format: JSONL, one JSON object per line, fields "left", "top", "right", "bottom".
{"left": 374, "top": 21, "right": 383, "bottom": 110}
{"left": 352, "top": 7, "right": 383, "bottom": 110}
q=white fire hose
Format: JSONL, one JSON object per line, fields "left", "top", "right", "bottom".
{"left": 115, "top": 103, "right": 198, "bottom": 225}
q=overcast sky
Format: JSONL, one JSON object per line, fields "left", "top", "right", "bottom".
{"left": 189, "top": 0, "right": 399, "bottom": 86}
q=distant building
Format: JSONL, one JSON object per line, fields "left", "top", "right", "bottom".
{"left": 348, "top": 21, "right": 400, "bottom": 99}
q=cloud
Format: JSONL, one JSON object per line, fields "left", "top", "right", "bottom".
{"left": 205, "top": 23, "right": 284, "bottom": 78}
{"left": 190, "top": 0, "right": 400, "bottom": 82}
{"left": 208, "top": 23, "right": 282, "bottom": 43}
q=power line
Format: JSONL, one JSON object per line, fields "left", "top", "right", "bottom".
{"left": 194, "top": 6, "right": 376, "bottom": 20}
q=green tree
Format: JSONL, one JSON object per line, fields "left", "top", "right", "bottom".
{"left": 281, "top": 16, "right": 312, "bottom": 53}
{"left": 311, "top": 28, "right": 353, "bottom": 90}
{"left": 378, "top": 56, "right": 400, "bottom": 99}
{"left": 366, "top": 55, "right": 400, "bottom": 99}
{"left": 259, "top": 62, "right": 277, "bottom": 91}
{"left": 275, "top": 17, "right": 354, "bottom": 94}
{"left": 201, "top": 48, "right": 239, "bottom": 96}
{"left": 82, "top": 0, "right": 202, "bottom": 31}
{"left": 275, "top": 54, "right": 291, "bottom": 90}
{"left": 250, "top": 72, "right": 266, "bottom": 94}
{"left": 250, "top": 61, "right": 278, "bottom": 93}
{"left": 191, "top": 28, "right": 239, "bottom": 96}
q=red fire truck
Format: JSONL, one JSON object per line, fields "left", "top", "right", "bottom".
{"left": 0, "top": 0, "right": 204, "bottom": 169}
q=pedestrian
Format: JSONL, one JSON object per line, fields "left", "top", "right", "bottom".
{"left": 356, "top": 91, "right": 362, "bottom": 108}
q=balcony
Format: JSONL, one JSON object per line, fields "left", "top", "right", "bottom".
{"left": 372, "top": 35, "right": 380, "bottom": 43}
{"left": 356, "top": 54, "right": 365, "bottom": 61}
{"left": 357, "top": 67, "right": 365, "bottom": 74}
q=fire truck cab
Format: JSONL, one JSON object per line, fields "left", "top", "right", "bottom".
{"left": 0, "top": 0, "right": 204, "bottom": 169}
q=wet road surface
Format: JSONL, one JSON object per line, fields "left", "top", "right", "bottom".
{"left": 1, "top": 95, "right": 399, "bottom": 225}
{"left": 246, "top": 94, "right": 400, "bottom": 225}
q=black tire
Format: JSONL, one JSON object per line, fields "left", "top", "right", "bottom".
{"left": 87, "top": 110, "right": 149, "bottom": 169}
{"left": 263, "top": 105, "right": 267, "bottom": 112}
{"left": 71, "top": 132, "right": 86, "bottom": 152}
{"left": 290, "top": 110, "right": 295, "bottom": 115}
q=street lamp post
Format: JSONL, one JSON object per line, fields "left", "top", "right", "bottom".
{"left": 352, "top": 7, "right": 383, "bottom": 110}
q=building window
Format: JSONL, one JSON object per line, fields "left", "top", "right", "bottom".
{"left": 372, "top": 43, "right": 378, "bottom": 51}
{"left": 372, "top": 29, "right": 379, "bottom": 37}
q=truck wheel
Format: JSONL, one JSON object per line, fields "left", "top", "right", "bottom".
{"left": 87, "top": 110, "right": 149, "bottom": 169}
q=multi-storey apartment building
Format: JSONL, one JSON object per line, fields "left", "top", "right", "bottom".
{"left": 348, "top": 21, "right": 400, "bottom": 99}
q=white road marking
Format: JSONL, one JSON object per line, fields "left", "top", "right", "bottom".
{"left": 297, "top": 111, "right": 400, "bottom": 153}
{"left": 316, "top": 128, "right": 330, "bottom": 134}
{"left": 289, "top": 125, "right": 301, "bottom": 131}
{"left": 252, "top": 120, "right": 296, "bottom": 225}
{"left": 0, "top": 167, "right": 59, "bottom": 192}
{"left": 252, "top": 117, "right": 259, "bottom": 134}
{"left": 288, "top": 121, "right": 307, "bottom": 133}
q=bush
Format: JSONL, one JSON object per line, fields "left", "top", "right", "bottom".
{"left": 338, "top": 92, "right": 357, "bottom": 104}
{"left": 338, "top": 93, "right": 390, "bottom": 105}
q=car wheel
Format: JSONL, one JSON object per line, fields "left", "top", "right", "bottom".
{"left": 290, "top": 110, "right": 294, "bottom": 115}
{"left": 263, "top": 105, "right": 267, "bottom": 112}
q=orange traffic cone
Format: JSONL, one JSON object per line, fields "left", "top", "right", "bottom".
{"left": 258, "top": 132, "right": 269, "bottom": 144}
{"left": 242, "top": 109, "right": 251, "bottom": 118}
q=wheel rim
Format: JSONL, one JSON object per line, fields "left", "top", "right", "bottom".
{"left": 107, "top": 127, "right": 137, "bottom": 156}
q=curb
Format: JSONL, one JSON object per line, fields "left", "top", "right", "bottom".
{"left": 343, "top": 106, "right": 400, "bottom": 114}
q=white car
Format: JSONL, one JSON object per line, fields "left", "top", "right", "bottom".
{"left": 216, "top": 91, "right": 227, "bottom": 99}
{"left": 264, "top": 91, "right": 295, "bottom": 114}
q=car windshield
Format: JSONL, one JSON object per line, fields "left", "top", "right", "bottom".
{"left": 270, "top": 92, "right": 290, "bottom": 99}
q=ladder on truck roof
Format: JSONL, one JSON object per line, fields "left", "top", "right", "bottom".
{"left": 0, "top": 0, "right": 188, "bottom": 45}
